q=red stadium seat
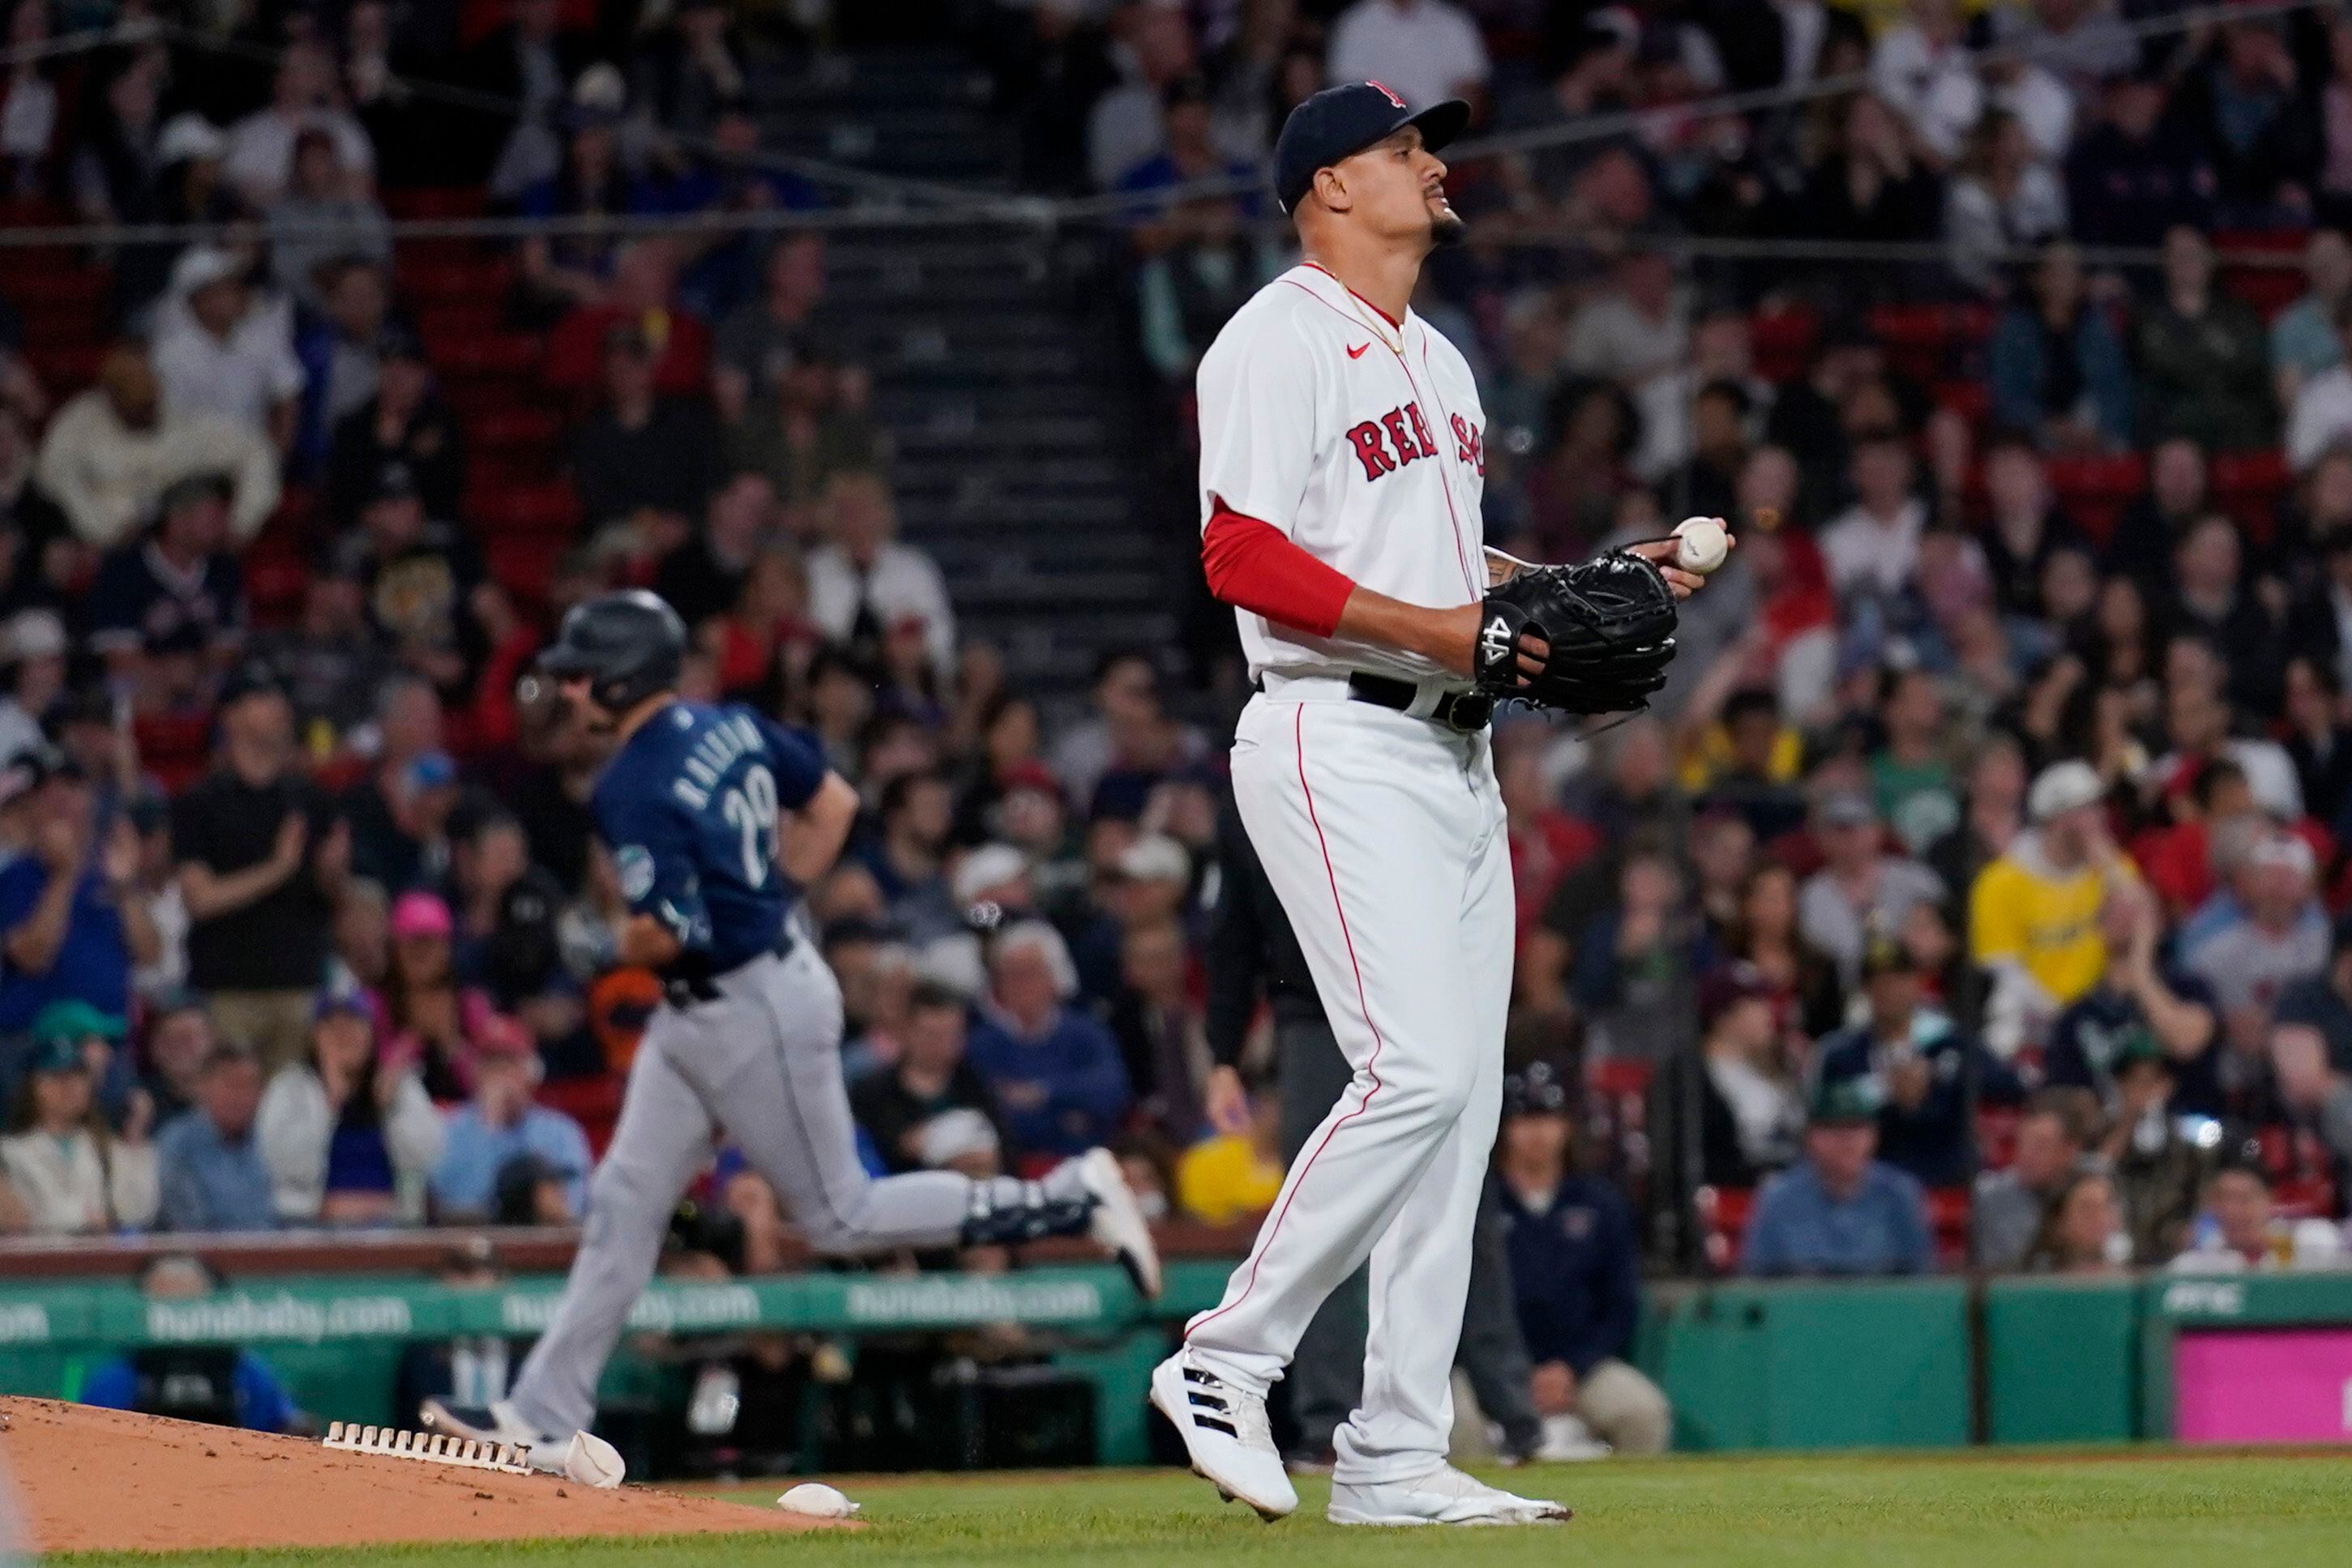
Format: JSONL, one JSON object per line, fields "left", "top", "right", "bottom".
{"left": 440, "top": 379, "right": 518, "bottom": 423}
{"left": 1870, "top": 303, "right": 1950, "bottom": 381}
{"left": 383, "top": 186, "right": 489, "bottom": 221}
{"left": 2046, "top": 451, "right": 2145, "bottom": 545}
{"left": 2228, "top": 267, "right": 2303, "bottom": 320}
{"left": 1927, "top": 1186, "right": 1971, "bottom": 1267}
{"left": 428, "top": 331, "right": 541, "bottom": 381}
{"left": 1974, "top": 1105, "right": 2021, "bottom": 1169}
{"left": 1933, "top": 379, "right": 1991, "bottom": 429}
{"left": 1871, "top": 303, "right": 1996, "bottom": 382}
{"left": 486, "top": 532, "right": 571, "bottom": 605}
{"left": 2214, "top": 230, "right": 2307, "bottom": 320}
{"left": 539, "top": 1074, "right": 626, "bottom": 1157}
{"left": 246, "top": 557, "right": 308, "bottom": 627}
{"left": 2213, "top": 449, "right": 2288, "bottom": 543}
{"left": 1696, "top": 1184, "right": 1755, "bottom": 1273}
{"left": 0, "top": 194, "right": 68, "bottom": 227}
{"left": 2212, "top": 229, "right": 2306, "bottom": 257}
{"left": 135, "top": 713, "right": 213, "bottom": 793}
{"left": 469, "top": 407, "right": 564, "bottom": 455}
{"left": 24, "top": 342, "right": 103, "bottom": 392}
{"left": 1587, "top": 1057, "right": 1653, "bottom": 1100}
{"left": 415, "top": 300, "right": 506, "bottom": 344}
{"left": 467, "top": 480, "right": 583, "bottom": 537}
{"left": 2273, "top": 1177, "right": 2337, "bottom": 1220}
{"left": 395, "top": 255, "right": 513, "bottom": 305}
{"left": 268, "top": 485, "right": 319, "bottom": 539}
{"left": 2, "top": 267, "right": 107, "bottom": 312}
{"left": 1950, "top": 302, "right": 1996, "bottom": 339}
{"left": 1750, "top": 307, "right": 1819, "bottom": 382}
{"left": 467, "top": 453, "right": 554, "bottom": 491}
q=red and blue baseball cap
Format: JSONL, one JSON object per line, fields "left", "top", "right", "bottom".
{"left": 1273, "top": 81, "right": 1470, "bottom": 216}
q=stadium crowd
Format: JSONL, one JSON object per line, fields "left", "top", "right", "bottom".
{"left": 2, "top": 0, "right": 2352, "bottom": 1462}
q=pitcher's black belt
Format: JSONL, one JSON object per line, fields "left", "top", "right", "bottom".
{"left": 1345, "top": 673, "right": 1493, "bottom": 732}
{"left": 663, "top": 925, "right": 796, "bottom": 1010}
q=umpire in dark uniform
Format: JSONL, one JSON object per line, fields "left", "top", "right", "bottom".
{"left": 1204, "top": 789, "right": 1545, "bottom": 1467}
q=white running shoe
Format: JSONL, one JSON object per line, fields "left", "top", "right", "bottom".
{"left": 1327, "top": 1463, "right": 1572, "bottom": 1527}
{"left": 1148, "top": 1351, "right": 1297, "bottom": 1520}
{"left": 419, "top": 1399, "right": 626, "bottom": 1489}
{"left": 1076, "top": 1147, "right": 1163, "bottom": 1299}
{"left": 1535, "top": 1412, "right": 1614, "bottom": 1463}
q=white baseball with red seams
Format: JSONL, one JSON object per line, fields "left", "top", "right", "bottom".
{"left": 1673, "top": 515, "right": 1730, "bottom": 575}
{"left": 1183, "top": 259, "right": 1512, "bottom": 1488}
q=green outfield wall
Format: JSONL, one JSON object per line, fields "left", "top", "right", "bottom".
{"left": 4, "top": 1264, "right": 2350, "bottom": 1462}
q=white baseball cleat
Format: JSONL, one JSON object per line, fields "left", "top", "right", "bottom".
{"left": 1077, "top": 1147, "right": 1163, "bottom": 1300}
{"left": 1327, "top": 1463, "right": 1572, "bottom": 1527}
{"left": 419, "top": 1399, "right": 626, "bottom": 1489}
{"left": 1148, "top": 1350, "right": 1296, "bottom": 1520}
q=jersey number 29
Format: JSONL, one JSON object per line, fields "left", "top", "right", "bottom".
{"left": 721, "top": 765, "right": 780, "bottom": 885}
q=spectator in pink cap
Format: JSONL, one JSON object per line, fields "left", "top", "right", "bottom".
{"left": 381, "top": 889, "right": 497, "bottom": 1104}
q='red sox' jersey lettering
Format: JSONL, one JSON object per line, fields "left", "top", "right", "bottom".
{"left": 1194, "top": 261, "right": 1489, "bottom": 684}
{"left": 1345, "top": 401, "right": 1443, "bottom": 480}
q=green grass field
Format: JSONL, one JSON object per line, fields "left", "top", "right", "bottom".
{"left": 48, "top": 1451, "right": 2352, "bottom": 1567}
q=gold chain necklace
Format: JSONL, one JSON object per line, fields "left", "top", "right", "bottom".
{"left": 1338, "top": 288, "right": 1405, "bottom": 357}
{"left": 1311, "top": 263, "right": 1405, "bottom": 356}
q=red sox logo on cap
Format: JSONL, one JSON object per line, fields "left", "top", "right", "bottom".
{"left": 1365, "top": 79, "right": 1406, "bottom": 109}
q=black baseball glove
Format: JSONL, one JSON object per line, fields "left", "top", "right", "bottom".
{"left": 1472, "top": 550, "right": 1679, "bottom": 715}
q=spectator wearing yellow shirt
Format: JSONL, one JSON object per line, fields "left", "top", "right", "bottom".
{"left": 1969, "top": 762, "right": 2136, "bottom": 1057}
{"left": 1678, "top": 686, "right": 1808, "bottom": 844}
{"left": 1176, "top": 1084, "right": 1285, "bottom": 1225}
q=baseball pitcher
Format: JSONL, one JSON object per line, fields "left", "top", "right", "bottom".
{"left": 1151, "top": 82, "right": 1710, "bottom": 1526}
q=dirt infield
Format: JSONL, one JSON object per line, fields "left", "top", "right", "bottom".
{"left": 0, "top": 1397, "right": 845, "bottom": 1553}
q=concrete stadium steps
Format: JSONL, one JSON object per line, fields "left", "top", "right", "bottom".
{"left": 763, "top": 42, "right": 1167, "bottom": 707}
{"left": 755, "top": 51, "right": 1010, "bottom": 186}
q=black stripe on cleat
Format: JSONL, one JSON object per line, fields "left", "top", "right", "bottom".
{"left": 1194, "top": 1416, "right": 1237, "bottom": 1438}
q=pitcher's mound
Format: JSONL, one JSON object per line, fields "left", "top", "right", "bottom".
{"left": 0, "top": 1397, "right": 844, "bottom": 1553}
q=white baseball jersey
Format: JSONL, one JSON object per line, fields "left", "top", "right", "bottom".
{"left": 1196, "top": 260, "right": 1490, "bottom": 683}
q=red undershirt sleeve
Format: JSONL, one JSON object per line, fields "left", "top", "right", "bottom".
{"left": 1200, "top": 501, "right": 1356, "bottom": 640}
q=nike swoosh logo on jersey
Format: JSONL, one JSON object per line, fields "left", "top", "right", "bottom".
{"left": 1347, "top": 342, "right": 1370, "bottom": 359}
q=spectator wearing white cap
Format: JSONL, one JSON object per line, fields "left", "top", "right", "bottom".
{"left": 33, "top": 340, "right": 280, "bottom": 551}
{"left": 1970, "top": 760, "right": 2140, "bottom": 1057}
{"left": 1794, "top": 789, "right": 1944, "bottom": 989}
{"left": 156, "top": 111, "right": 227, "bottom": 172}
{"left": 912, "top": 842, "right": 1040, "bottom": 1004}
{"left": 953, "top": 841, "right": 1034, "bottom": 918}
{"left": 0, "top": 608, "right": 65, "bottom": 765}
{"left": 964, "top": 919, "right": 1131, "bottom": 1161}
{"left": 1109, "top": 832, "right": 1192, "bottom": 928}
{"left": 2181, "top": 833, "right": 2330, "bottom": 1040}
{"left": 149, "top": 248, "right": 306, "bottom": 451}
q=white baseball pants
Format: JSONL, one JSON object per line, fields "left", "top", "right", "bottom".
{"left": 1187, "top": 677, "right": 1512, "bottom": 1486}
